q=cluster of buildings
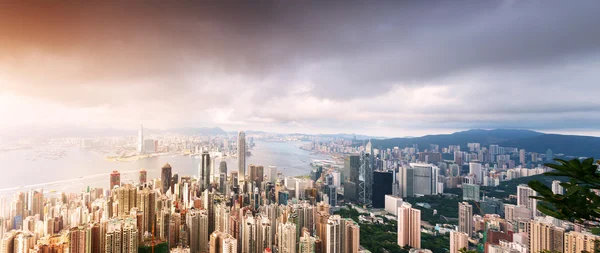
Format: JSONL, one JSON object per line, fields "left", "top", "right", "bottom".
{"left": 0, "top": 131, "right": 361, "bottom": 253}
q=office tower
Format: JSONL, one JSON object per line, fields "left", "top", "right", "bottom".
{"left": 219, "top": 161, "right": 228, "bottom": 176}
{"left": 468, "top": 161, "right": 482, "bottom": 185}
{"left": 552, "top": 180, "right": 563, "bottom": 195}
{"left": 278, "top": 222, "right": 296, "bottom": 253}
{"left": 267, "top": 166, "right": 278, "bottom": 184}
{"left": 137, "top": 124, "right": 144, "bottom": 154}
{"left": 564, "top": 231, "right": 600, "bottom": 253}
{"left": 546, "top": 149, "right": 553, "bottom": 162}
{"left": 345, "top": 155, "right": 360, "bottom": 185}
{"left": 529, "top": 220, "right": 564, "bottom": 253}
{"left": 161, "top": 163, "right": 172, "bottom": 194}
{"left": 343, "top": 218, "right": 359, "bottom": 253}
{"left": 458, "top": 202, "right": 473, "bottom": 237}
{"left": 397, "top": 202, "right": 421, "bottom": 249}
{"left": 399, "top": 166, "right": 414, "bottom": 198}
{"left": 372, "top": 171, "right": 393, "bottom": 208}
{"left": 110, "top": 170, "right": 121, "bottom": 190}
{"left": 411, "top": 163, "right": 439, "bottom": 196}
{"left": 257, "top": 216, "right": 272, "bottom": 253}
{"left": 201, "top": 151, "right": 211, "bottom": 191}
{"left": 449, "top": 231, "right": 468, "bottom": 253}
{"left": 462, "top": 183, "right": 480, "bottom": 202}
{"left": 139, "top": 169, "right": 147, "bottom": 185}
{"left": 359, "top": 146, "right": 374, "bottom": 204}
{"left": 249, "top": 165, "right": 265, "bottom": 188}
{"left": 517, "top": 184, "right": 537, "bottom": 218}
{"left": 238, "top": 131, "right": 247, "bottom": 188}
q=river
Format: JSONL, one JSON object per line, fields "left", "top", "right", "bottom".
{"left": 0, "top": 141, "right": 332, "bottom": 195}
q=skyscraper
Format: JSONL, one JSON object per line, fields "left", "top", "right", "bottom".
{"left": 238, "top": 131, "right": 247, "bottom": 189}
{"left": 267, "top": 166, "right": 278, "bottom": 184}
{"left": 458, "top": 202, "right": 473, "bottom": 237}
{"left": 449, "top": 231, "right": 468, "bottom": 253}
{"left": 137, "top": 124, "right": 144, "bottom": 154}
{"left": 161, "top": 163, "right": 172, "bottom": 194}
{"left": 110, "top": 170, "right": 121, "bottom": 190}
{"left": 546, "top": 149, "right": 553, "bottom": 162}
{"left": 399, "top": 166, "right": 414, "bottom": 198}
{"left": 397, "top": 202, "right": 421, "bottom": 249}
{"left": 468, "top": 161, "right": 482, "bottom": 185}
{"left": 201, "top": 151, "right": 211, "bottom": 191}
{"left": 249, "top": 165, "right": 264, "bottom": 188}
{"left": 139, "top": 169, "right": 147, "bottom": 185}
{"left": 519, "top": 149, "right": 526, "bottom": 165}
{"left": 220, "top": 161, "right": 228, "bottom": 176}
{"left": 411, "top": 163, "right": 439, "bottom": 196}
{"left": 372, "top": 171, "right": 393, "bottom": 208}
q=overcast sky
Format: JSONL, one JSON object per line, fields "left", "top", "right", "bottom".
{"left": 1, "top": 1, "right": 600, "bottom": 137}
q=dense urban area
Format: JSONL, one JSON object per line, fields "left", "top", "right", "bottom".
{"left": 0, "top": 127, "right": 597, "bottom": 253}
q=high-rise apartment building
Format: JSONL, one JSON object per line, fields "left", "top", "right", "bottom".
{"left": 528, "top": 220, "right": 564, "bottom": 253}
{"left": 458, "top": 202, "right": 473, "bottom": 237}
{"left": 139, "top": 169, "right": 147, "bottom": 185}
{"left": 238, "top": 131, "right": 247, "bottom": 188}
{"left": 564, "top": 231, "right": 600, "bottom": 253}
{"left": 449, "top": 231, "right": 468, "bottom": 253}
{"left": 397, "top": 202, "right": 421, "bottom": 249}
{"left": 517, "top": 184, "right": 537, "bottom": 218}
{"left": 277, "top": 222, "right": 296, "bottom": 253}
{"left": 468, "top": 162, "right": 482, "bottom": 185}
{"left": 552, "top": 180, "right": 563, "bottom": 195}
{"left": 519, "top": 149, "right": 526, "bottom": 165}
{"left": 325, "top": 215, "right": 342, "bottom": 253}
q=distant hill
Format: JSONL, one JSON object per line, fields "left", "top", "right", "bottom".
{"left": 372, "top": 129, "right": 600, "bottom": 158}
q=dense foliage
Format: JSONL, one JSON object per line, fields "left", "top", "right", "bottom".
{"left": 528, "top": 158, "right": 600, "bottom": 226}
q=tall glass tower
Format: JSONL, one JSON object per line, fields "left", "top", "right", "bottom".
{"left": 237, "top": 131, "right": 246, "bottom": 189}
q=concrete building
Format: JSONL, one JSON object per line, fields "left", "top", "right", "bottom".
{"left": 458, "top": 202, "right": 473, "bottom": 237}
{"left": 564, "top": 231, "right": 600, "bottom": 253}
{"left": 517, "top": 185, "right": 538, "bottom": 218}
{"left": 397, "top": 202, "right": 421, "bottom": 249}
{"left": 528, "top": 220, "right": 564, "bottom": 253}
{"left": 410, "top": 163, "right": 439, "bottom": 196}
{"left": 552, "top": 180, "right": 563, "bottom": 195}
{"left": 449, "top": 231, "right": 468, "bottom": 253}
{"left": 384, "top": 195, "right": 403, "bottom": 216}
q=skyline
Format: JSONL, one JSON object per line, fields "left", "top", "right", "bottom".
{"left": 2, "top": 2, "right": 600, "bottom": 137}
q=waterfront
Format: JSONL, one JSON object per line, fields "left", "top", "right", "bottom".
{"left": 0, "top": 141, "right": 333, "bottom": 195}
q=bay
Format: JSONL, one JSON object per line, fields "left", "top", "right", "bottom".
{"left": 0, "top": 141, "right": 331, "bottom": 195}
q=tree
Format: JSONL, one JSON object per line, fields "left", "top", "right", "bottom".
{"left": 458, "top": 248, "right": 477, "bottom": 253}
{"left": 527, "top": 157, "right": 600, "bottom": 226}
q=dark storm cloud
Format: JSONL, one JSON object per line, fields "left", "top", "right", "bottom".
{"left": 2, "top": 1, "right": 600, "bottom": 104}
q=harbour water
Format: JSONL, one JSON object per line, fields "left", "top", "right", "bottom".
{"left": 0, "top": 141, "right": 332, "bottom": 195}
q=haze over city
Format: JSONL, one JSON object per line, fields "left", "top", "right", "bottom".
{"left": 2, "top": 1, "right": 600, "bottom": 137}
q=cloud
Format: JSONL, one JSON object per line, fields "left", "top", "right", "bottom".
{"left": 1, "top": 1, "right": 600, "bottom": 136}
